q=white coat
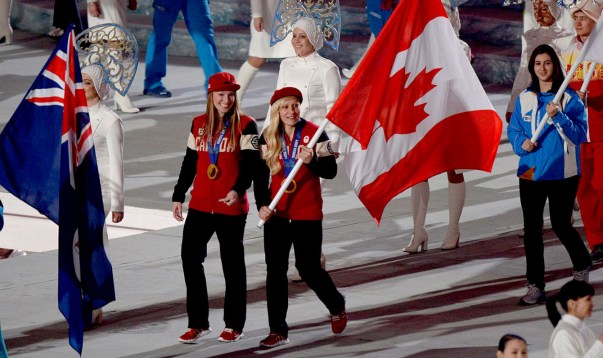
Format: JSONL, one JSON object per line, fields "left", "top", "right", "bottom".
{"left": 89, "top": 102, "right": 125, "bottom": 216}
{"left": 268, "top": 51, "right": 342, "bottom": 151}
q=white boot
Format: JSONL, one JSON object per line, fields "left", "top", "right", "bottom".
{"left": 0, "top": 0, "right": 13, "bottom": 45}
{"left": 114, "top": 93, "right": 140, "bottom": 113}
{"left": 236, "top": 60, "right": 260, "bottom": 104}
{"left": 441, "top": 181, "right": 466, "bottom": 250}
{"left": 342, "top": 33, "right": 375, "bottom": 78}
{"left": 403, "top": 181, "right": 429, "bottom": 253}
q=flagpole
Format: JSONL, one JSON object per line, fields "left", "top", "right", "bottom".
{"left": 257, "top": 119, "right": 330, "bottom": 228}
{"left": 531, "top": 22, "right": 600, "bottom": 142}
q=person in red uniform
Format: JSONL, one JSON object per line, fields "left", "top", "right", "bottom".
{"left": 255, "top": 87, "right": 347, "bottom": 348}
{"left": 561, "top": 0, "right": 603, "bottom": 262}
{"left": 172, "top": 72, "right": 260, "bottom": 344}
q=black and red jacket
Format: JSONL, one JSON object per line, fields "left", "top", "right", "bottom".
{"left": 172, "top": 113, "right": 259, "bottom": 216}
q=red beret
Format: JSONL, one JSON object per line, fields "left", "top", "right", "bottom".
{"left": 208, "top": 72, "right": 241, "bottom": 93}
{"left": 270, "top": 87, "right": 303, "bottom": 106}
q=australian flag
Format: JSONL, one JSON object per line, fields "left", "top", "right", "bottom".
{"left": 0, "top": 26, "right": 115, "bottom": 354}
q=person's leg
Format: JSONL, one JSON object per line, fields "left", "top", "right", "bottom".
{"left": 264, "top": 216, "right": 293, "bottom": 337}
{"left": 182, "top": 0, "right": 223, "bottom": 91}
{"left": 548, "top": 176, "right": 591, "bottom": 275}
{"left": 215, "top": 214, "right": 247, "bottom": 333}
{"left": 293, "top": 220, "right": 345, "bottom": 316}
{"left": 442, "top": 171, "right": 465, "bottom": 250}
{"left": 236, "top": 56, "right": 265, "bottom": 103}
{"left": 144, "top": 0, "right": 182, "bottom": 92}
{"left": 0, "top": 0, "right": 13, "bottom": 45}
{"left": 181, "top": 209, "right": 214, "bottom": 330}
{"left": 403, "top": 181, "right": 429, "bottom": 253}
{"left": 519, "top": 179, "right": 547, "bottom": 289}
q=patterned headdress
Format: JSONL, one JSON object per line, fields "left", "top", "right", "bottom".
{"left": 270, "top": 0, "right": 341, "bottom": 50}
{"left": 75, "top": 24, "right": 139, "bottom": 96}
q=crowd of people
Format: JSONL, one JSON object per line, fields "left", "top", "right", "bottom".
{"left": 1, "top": 0, "right": 603, "bottom": 354}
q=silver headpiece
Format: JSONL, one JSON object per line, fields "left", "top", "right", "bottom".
{"left": 75, "top": 24, "right": 139, "bottom": 96}
{"left": 270, "top": 0, "right": 341, "bottom": 50}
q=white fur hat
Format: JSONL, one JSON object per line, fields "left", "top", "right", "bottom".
{"left": 81, "top": 64, "right": 109, "bottom": 101}
{"left": 292, "top": 17, "right": 324, "bottom": 52}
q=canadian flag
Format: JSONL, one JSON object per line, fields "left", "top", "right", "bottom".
{"left": 326, "top": 0, "right": 502, "bottom": 223}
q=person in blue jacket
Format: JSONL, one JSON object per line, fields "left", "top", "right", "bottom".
{"left": 508, "top": 44, "right": 591, "bottom": 306}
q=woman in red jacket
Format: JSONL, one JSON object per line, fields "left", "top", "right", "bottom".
{"left": 255, "top": 87, "right": 347, "bottom": 348}
{"left": 172, "top": 72, "right": 260, "bottom": 344}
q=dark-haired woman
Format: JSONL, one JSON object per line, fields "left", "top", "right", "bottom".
{"left": 547, "top": 280, "right": 603, "bottom": 357}
{"left": 508, "top": 44, "right": 591, "bottom": 306}
{"left": 172, "top": 72, "right": 259, "bottom": 344}
{"left": 497, "top": 334, "right": 528, "bottom": 358}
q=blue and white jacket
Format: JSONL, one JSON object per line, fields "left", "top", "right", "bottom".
{"left": 507, "top": 88, "right": 587, "bottom": 181}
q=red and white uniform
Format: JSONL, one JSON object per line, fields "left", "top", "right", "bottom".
{"left": 563, "top": 37, "right": 603, "bottom": 248}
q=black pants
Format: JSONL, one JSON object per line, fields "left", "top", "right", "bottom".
{"left": 520, "top": 176, "right": 591, "bottom": 289}
{"left": 264, "top": 216, "right": 345, "bottom": 337}
{"left": 53, "top": 0, "right": 83, "bottom": 33}
{"left": 181, "top": 209, "right": 247, "bottom": 332}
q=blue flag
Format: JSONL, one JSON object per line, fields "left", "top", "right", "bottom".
{"left": 0, "top": 26, "right": 115, "bottom": 355}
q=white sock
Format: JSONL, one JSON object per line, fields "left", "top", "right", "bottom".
{"left": 411, "top": 181, "right": 430, "bottom": 231}
{"left": 447, "top": 181, "right": 466, "bottom": 233}
{"left": 236, "top": 61, "right": 260, "bottom": 103}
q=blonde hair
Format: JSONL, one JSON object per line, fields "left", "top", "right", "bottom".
{"left": 204, "top": 93, "right": 242, "bottom": 151}
{"left": 262, "top": 96, "right": 300, "bottom": 175}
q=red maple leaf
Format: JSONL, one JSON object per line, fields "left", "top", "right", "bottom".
{"left": 377, "top": 67, "right": 441, "bottom": 141}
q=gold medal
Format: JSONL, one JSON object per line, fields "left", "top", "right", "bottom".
{"left": 282, "top": 179, "right": 297, "bottom": 194}
{"left": 207, "top": 164, "right": 220, "bottom": 180}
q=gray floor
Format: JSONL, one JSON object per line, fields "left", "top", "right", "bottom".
{"left": 1, "top": 30, "right": 602, "bottom": 358}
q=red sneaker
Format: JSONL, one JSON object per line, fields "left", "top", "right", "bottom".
{"left": 217, "top": 328, "right": 244, "bottom": 342}
{"left": 178, "top": 327, "right": 211, "bottom": 344}
{"left": 331, "top": 310, "right": 347, "bottom": 334}
{"left": 259, "top": 332, "right": 289, "bottom": 348}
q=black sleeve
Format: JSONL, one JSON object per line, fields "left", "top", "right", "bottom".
{"left": 231, "top": 119, "right": 260, "bottom": 196}
{"left": 306, "top": 154, "right": 337, "bottom": 179}
{"left": 253, "top": 134, "right": 272, "bottom": 210}
{"left": 306, "top": 131, "right": 337, "bottom": 179}
{"left": 172, "top": 147, "right": 198, "bottom": 203}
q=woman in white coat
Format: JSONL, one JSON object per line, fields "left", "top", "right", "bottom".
{"left": 82, "top": 64, "right": 125, "bottom": 323}
{"left": 236, "top": 0, "right": 296, "bottom": 103}
{"left": 87, "top": 0, "right": 140, "bottom": 113}
{"left": 265, "top": 16, "right": 342, "bottom": 152}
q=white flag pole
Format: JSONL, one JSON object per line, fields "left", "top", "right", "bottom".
{"left": 530, "top": 26, "right": 600, "bottom": 142}
{"left": 257, "top": 118, "right": 330, "bottom": 228}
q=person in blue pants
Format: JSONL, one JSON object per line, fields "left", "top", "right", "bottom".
{"left": 144, "top": 0, "right": 223, "bottom": 98}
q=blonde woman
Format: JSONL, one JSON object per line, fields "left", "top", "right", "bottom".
{"left": 255, "top": 87, "right": 346, "bottom": 348}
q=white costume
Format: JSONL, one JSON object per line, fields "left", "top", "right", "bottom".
{"left": 86, "top": 0, "right": 127, "bottom": 27}
{"left": 274, "top": 52, "right": 342, "bottom": 150}
{"left": 88, "top": 101, "right": 125, "bottom": 217}
{"left": 86, "top": 0, "right": 139, "bottom": 113}
{"left": 236, "top": 0, "right": 296, "bottom": 102}
{"left": 248, "top": 0, "right": 295, "bottom": 59}
{"left": 549, "top": 314, "right": 603, "bottom": 358}
{"left": 263, "top": 17, "right": 342, "bottom": 151}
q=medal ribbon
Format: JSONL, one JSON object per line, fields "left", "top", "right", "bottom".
{"left": 280, "top": 125, "right": 302, "bottom": 177}
{"left": 207, "top": 119, "right": 231, "bottom": 165}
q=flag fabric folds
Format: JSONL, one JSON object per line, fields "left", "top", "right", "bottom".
{"left": 583, "top": 15, "right": 603, "bottom": 63}
{"left": 326, "top": 0, "right": 502, "bottom": 223}
{"left": 0, "top": 27, "right": 115, "bottom": 354}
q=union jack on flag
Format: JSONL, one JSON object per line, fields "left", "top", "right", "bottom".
{"left": 0, "top": 26, "right": 115, "bottom": 355}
